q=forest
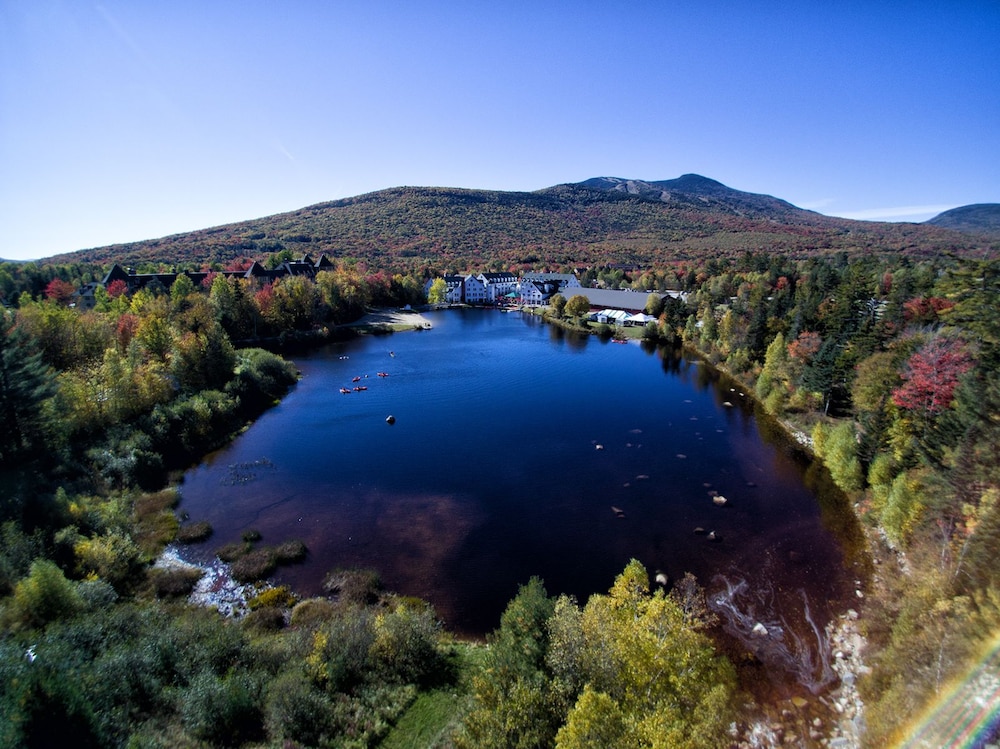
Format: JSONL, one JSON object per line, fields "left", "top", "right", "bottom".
{"left": 0, "top": 249, "right": 999, "bottom": 748}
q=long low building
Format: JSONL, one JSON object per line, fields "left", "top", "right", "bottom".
{"left": 559, "top": 287, "right": 688, "bottom": 313}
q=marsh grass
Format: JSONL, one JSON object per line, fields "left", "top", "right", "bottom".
{"left": 225, "top": 540, "right": 309, "bottom": 583}
{"left": 176, "top": 520, "right": 213, "bottom": 544}
{"left": 323, "top": 567, "right": 383, "bottom": 604}
{"left": 217, "top": 541, "right": 253, "bottom": 562}
{"left": 231, "top": 548, "right": 276, "bottom": 583}
{"left": 133, "top": 488, "right": 181, "bottom": 557}
{"left": 149, "top": 566, "right": 204, "bottom": 598}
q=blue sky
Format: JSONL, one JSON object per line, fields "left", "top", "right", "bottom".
{"left": 2, "top": 1, "right": 997, "bottom": 261}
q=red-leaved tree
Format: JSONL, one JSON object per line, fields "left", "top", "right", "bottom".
{"left": 106, "top": 279, "right": 129, "bottom": 299}
{"left": 903, "top": 296, "right": 955, "bottom": 324}
{"left": 892, "top": 336, "right": 974, "bottom": 415}
{"left": 44, "top": 278, "right": 76, "bottom": 305}
{"left": 788, "top": 331, "right": 822, "bottom": 363}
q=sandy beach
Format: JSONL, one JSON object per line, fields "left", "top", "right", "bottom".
{"left": 348, "top": 308, "right": 434, "bottom": 331}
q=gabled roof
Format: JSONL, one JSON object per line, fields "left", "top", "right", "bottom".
{"left": 522, "top": 278, "right": 565, "bottom": 300}
{"left": 102, "top": 264, "right": 132, "bottom": 285}
{"left": 282, "top": 262, "right": 316, "bottom": 276}
{"left": 244, "top": 261, "right": 275, "bottom": 278}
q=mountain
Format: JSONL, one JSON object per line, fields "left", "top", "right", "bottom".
{"left": 926, "top": 204, "right": 1000, "bottom": 237}
{"left": 50, "top": 176, "right": 997, "bottom": 270}
{"left": 573, "top": 174, "right": 806, "bottom": 218}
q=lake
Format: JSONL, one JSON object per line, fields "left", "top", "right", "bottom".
{"left": 178, "top": 308, "right": 866, "bottom": 694}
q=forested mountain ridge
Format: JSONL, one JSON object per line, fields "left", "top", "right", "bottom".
{"left": 46, "top": 176, "right": 997, "bottom": 271}
{"left": 573, "top": 173, "right": 809, "bottom": 218}
{"left": 926, "top": 203, "right": 1000, "bottom": 237}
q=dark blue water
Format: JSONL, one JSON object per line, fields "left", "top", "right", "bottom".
{"left": 179, "top": 309, "right": 859, "bottom": 688}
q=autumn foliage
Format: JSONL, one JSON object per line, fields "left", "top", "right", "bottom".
{"left": 892, "top": 335, "right": 974, "bottom": 415}
{"left": 44, "top": 278, "right": 76, "bottom": 305}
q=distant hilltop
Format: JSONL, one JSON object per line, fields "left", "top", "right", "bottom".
{"left": 926, "top": 203, "right": 1000, "bottom": 236}
{"left": 573, "top": 174, "right": 804, "bottom": 217}
{"left": 45, "top": 175, "right": 998, "bottom": 269}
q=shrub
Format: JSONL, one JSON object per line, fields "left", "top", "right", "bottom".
{"left": 241, "top": 528, "right": 262, "bottom": 543}
{"left": 290, "top": 598, "right": 337, "bottom": 629}
{"left": 264, "top": 671, "right": 336, "bottom": 746}
{"left": 9, "top": 559, "right": 82, "bottom": 630}
{"left": 180, "top": 671, "right": 265, "bottom": 746}
{"left": 86, "top": 429, "right": 165, "bottom": 490}
{"left": 74, "top": 531, "right": 143, "bottom": 591}
{"left": 370, "top": 603, "right": 443, "bottom": 685}
{"left": 242, "top": 607, "right": 286, "bottom": 634}
{"left": 726, "top": 347, "right": 753, "bottom": 374}
{"left": 173, "top": 610, "right": 250, "bottom": 677}
{"left": 227, "top": 348, "right": 298, "bottom": 412}
{"left": 815, "top": 421, "right": 863, "bottom": 493}
{"left": 248, "top": 585, "right": 298, "bottom": 610}
{"left": 0, "top": 521, "right": 45, "bottom": 595}
{"left": 308, "top": 611, "right": 376, "bottom": 692}
{"left": 4, "top": 659, "right": 101, "bottom": 748}
{"left": 149, "top": 390, "right": 240, "bottom": 463}
{"left": 77, "top": 579, "right": 119, "bottom": 610}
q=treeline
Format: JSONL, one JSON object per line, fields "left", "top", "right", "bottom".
{"left": 649, "top": 252, "right": 1000, "bottom": 746}
{"left": 0, "top": 259, "right": 108, "bottom": 304}
{"left": 2, "top": 259, "right": 432, "bottom": 483}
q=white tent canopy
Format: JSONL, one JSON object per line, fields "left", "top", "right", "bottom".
{"left": 625, "top": 312, "right": 657, "bottom": 326}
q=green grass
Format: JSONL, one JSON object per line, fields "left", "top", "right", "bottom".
{"left": 379, "top": 689, "right": 467, "bottom": 749}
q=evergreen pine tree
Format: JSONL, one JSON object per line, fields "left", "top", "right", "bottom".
{"left": 0, "top": 311, "right": 58, "bottom": 463}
